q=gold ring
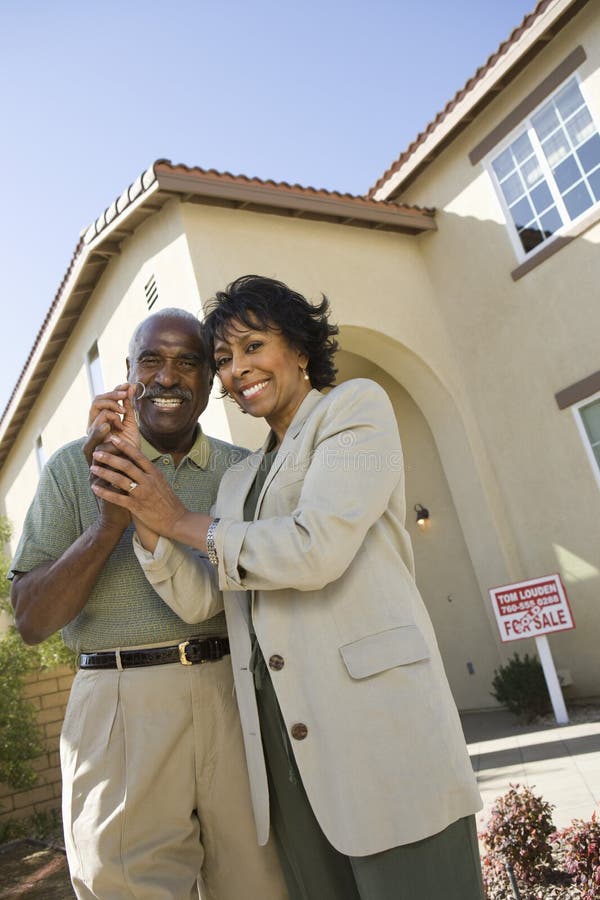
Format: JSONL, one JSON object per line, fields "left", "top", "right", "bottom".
{"left": 128, "top": 481, "right": 138, "bottom": 493}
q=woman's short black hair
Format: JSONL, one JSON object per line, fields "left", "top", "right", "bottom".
{"left": 203, "top": 275, "right": 339, "bottom": 390}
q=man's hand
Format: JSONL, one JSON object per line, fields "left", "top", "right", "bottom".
{"left": 86, "top": 383, "right": 130, "bottom": 434}
{"left": 85, "top": 384, "right": 141, "bottom": 452}
{"left": 84, "top": 384, "right": 142, "bottom": 531}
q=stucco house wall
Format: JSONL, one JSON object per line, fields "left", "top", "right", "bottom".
{"left": 392, "top": 1, "right": 600, "bottom": 697}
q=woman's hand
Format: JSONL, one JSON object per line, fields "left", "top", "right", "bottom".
{"left": 90, "top": 437, "right": 188, "bottom": 539}
{"left": 90, "top": 436, "right": 213, "bottom": 551}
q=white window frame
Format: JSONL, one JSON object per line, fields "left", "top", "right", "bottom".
{"left": 86, "top": 341, "right": 105, "bottom": 398}
{"left": 573, "top": 390, "right": 600, "bottom": 491}
{"left": 35, "top": 435, "right": 46, "bottom": 474}
{"left": 484, "top": 72, "right": 600, "bottom": 264}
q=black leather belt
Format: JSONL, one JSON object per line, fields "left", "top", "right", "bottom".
{"left": 79, "top": 637, "right": 230, "bottom": 670}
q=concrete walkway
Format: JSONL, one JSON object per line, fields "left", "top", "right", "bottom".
{"left": 461, "top": 708, "right": 600, "bottom": 832}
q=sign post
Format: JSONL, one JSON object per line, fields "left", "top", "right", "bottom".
{"left": 488, "top": 574, "right": 575, "bottom": 725}
{"left": 535, "top": 635, "right": 569, "bottom": 724}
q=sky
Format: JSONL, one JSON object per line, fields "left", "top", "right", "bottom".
{"left": 0, "top": 0, "right": 536, "bottom": 415}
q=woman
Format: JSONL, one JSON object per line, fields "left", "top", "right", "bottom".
{"left": 90, "top": 275, "right": 485, "bottom": 900}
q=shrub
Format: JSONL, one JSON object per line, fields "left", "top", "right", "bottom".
{"left": 481, "top": 851, "right": 513, "bottom": 899}
{"left": 0, "top": 628, "right": 75, "bottom": 796}
{"left": 0, "top": 806, "right": 63, "bottom": 845}
{"left": 480, "top": 784, "right": 556, "bottom": 885}
{"left": 556, "top": 812, "right": 600, "bottom": 900}
{"left": 0, "top": 514, "right": 13, "bottom": 615}
{"left": 0, "top": 515, "right": 75, "bottom": 796}
{"left": 0, "top": 629, "right": 43, "bottom": 790}
{"left": 491, "top": 652, "right": 552, "bottom": 722}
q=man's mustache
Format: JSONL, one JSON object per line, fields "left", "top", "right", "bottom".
{"left": 142, "top": 387, "right": 193, "bottom": 401}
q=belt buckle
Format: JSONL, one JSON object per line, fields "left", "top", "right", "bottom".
{"left": 178, "top": 640, "right": 193, "bottom": 666}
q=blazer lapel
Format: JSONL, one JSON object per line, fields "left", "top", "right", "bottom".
{"left": 254, "top": 389, "right": 324, "bottom": 519}
{"left": 217, "top": 447, "right": 266, "bottom": 520}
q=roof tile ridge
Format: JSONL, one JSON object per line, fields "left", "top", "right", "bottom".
{"left": 155, "top": 159, "right": 433, "bottom": 211}
{"left": 83, "top": 161, "right": 160, "bottom": 244}
{"left": 156, "top": 159, "right": 361, "bottom": 198}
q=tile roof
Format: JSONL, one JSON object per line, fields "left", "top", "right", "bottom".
{"left": 83, "top": 159, "right": 435, "bottom": 245}
{"left": 370, "top": 0, "right": 590, "bottom": 199}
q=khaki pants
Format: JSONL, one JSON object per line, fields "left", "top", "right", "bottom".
{"left": 60, "top": 656, "right": 288, "bottom": 900}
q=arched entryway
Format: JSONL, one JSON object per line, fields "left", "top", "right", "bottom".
{"left": 336, "top": 335, "right": 507, "bottom": 710}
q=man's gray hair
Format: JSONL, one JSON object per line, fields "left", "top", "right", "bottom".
{"left": 128, "top": 308, "right": 204, "bottom": 359}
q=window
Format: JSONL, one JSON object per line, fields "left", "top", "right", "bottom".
{"left": 35, "top": 436, "right": 46, "bottom": 474}
{"left": 86, "top": 342, "right": 104, "bottom": 397}
{"left": 574, "top": 394, "right": 600, "bottom": 487}
{"left": 489, "top": 77, "right": 600, "bottom": 257}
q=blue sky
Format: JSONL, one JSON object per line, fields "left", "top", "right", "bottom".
{"left": 0, "top": 0, "right": 535, "bottom": 414}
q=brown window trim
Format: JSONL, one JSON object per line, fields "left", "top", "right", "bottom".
{"left": 511, "top": 234, "right": 574, "bottom": 280}
{"left": 511, "top": 203, "right": 600, "bottom": 280}
{"left": 555, "top": 371, "right": 600, "bottom": 410}
{"left": 469, "top": 45, "right": 587, "bottom": 166}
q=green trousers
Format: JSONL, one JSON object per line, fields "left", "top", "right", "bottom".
{"left": 253, "top": 648, "right": 485, "bottom": 900}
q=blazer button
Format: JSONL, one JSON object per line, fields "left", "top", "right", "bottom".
{"left": 269, "top": 654, "right": 285, "bottom": 671}
{"left": 290, "top": 723, "right": 308, "bottom": 741}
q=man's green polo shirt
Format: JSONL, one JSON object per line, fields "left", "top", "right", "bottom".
{"left": 9, "top": 428, "right": 248, "bottom": 653}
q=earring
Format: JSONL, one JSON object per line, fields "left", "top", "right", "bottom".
{"left": 302, "top": 367, "right": 310, "bottom": 382}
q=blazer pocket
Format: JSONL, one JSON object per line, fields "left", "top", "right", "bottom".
{"left": 339, "top": 625, "right": 430, "bottom": 679}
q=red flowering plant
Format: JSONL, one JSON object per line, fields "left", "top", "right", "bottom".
{"left": 555, "top": 812, "right": 600, "bottom": 900}
{"left": 480, "top": 784, "right": 556, "bottom": 886}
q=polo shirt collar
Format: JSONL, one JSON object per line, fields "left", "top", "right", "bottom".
{"left": 140, "top": 426, "right": 210, "bottom": 469}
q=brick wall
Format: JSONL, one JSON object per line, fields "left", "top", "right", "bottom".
{"left": 0, "top": 664, "right": 74, "bottom": 825}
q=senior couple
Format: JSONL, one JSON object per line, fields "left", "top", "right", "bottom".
{"left": 10, "top": 275, "right": 484, "bottom": 900}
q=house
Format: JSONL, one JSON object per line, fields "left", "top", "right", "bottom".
{"left": 1, "top": 0, "right": 598, "bottom": 712}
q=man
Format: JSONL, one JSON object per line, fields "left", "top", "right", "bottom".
{"left": 9, "top": 309, "right": 288, "bottom": 900}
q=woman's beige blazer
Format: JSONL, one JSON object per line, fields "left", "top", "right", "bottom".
{"left": 138, "top": 378, "right": 482, "bottom": 856}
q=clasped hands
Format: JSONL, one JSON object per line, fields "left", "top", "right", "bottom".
{"left": 85, "top": 383, "right": 186, "bottom": 540}
{"left": 90, "top": 438, "right": 187, "bottom": 540}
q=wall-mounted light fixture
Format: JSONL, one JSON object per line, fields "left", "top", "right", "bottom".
{"left": 414, "top": 503, "right": 430, "bottom": 528}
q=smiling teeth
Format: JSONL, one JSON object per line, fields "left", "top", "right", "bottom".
{"left": 152, "top": 398, "right": 183, "bottom": 407}
{"left": 241, "top": 381, "right": 268, "bottom": 398}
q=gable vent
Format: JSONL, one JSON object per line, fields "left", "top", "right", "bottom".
{"left": 144, "top": 274, "right": 158, "bottom": 310}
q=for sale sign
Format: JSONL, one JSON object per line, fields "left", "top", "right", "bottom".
{"left": 489, "top": 574, "right": 575, "bottom": 643}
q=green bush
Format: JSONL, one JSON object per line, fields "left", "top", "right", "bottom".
{"left": 0, "top": 628, "right": 43, "bottom": 790}
{"left": 491, "top": 652, "right": 552, "bottom": 722}
{"left": 0, "top": 806, "right": 63, "bottom": 845}
{"left": 0, "top": 514, "right": 13, "bottom": 614}
{"left": 0, "top": 516, "right": 75, "bottom": 796}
